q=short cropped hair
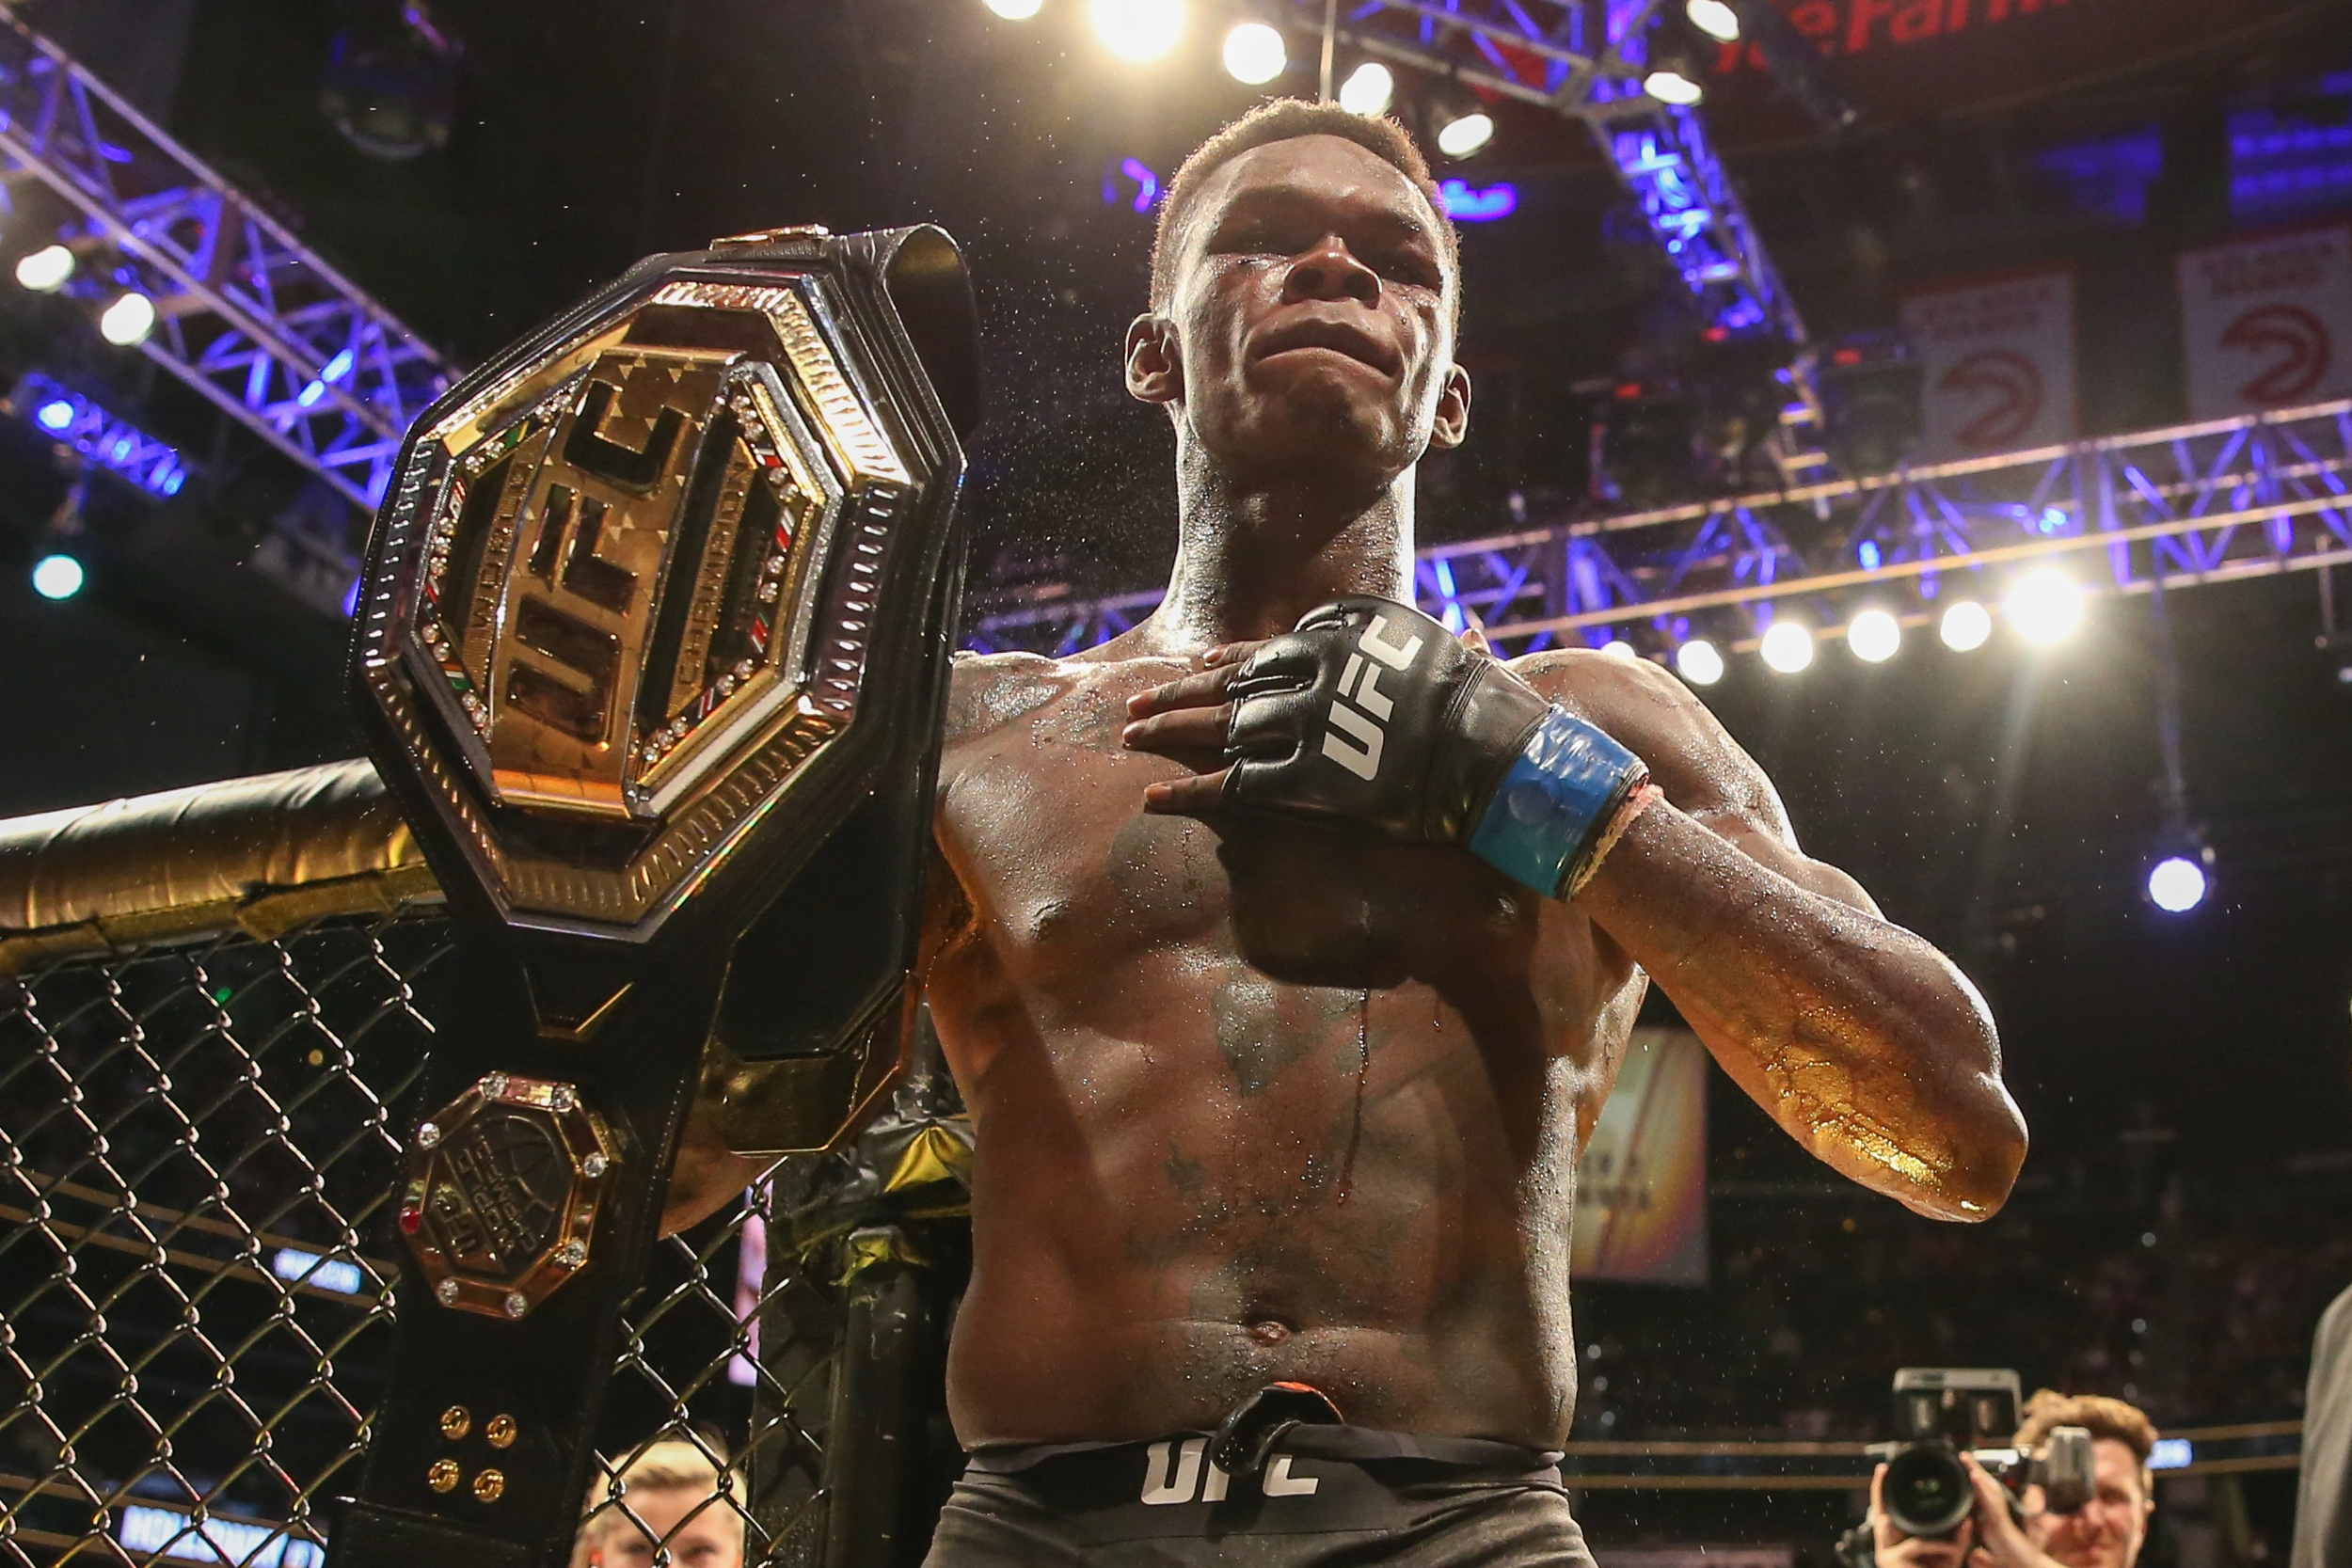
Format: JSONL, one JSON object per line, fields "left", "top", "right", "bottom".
{"left": 1148, "top": 98, "right": 1461, "bottom": 313}
{"left": 2014, "top": 1388, "right": 2158, "bottom": 1491}
{"left": 572, "top": 1439, "right": 744, "bottom": 1568}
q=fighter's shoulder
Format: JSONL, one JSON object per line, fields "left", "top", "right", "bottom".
{"left": 945, "top": 649, "right": 1066, "bottom": 746}
{"left": 1503, "top": 647, "right": 1790, "bottom": 837}
{"left": 944, "top": 645, "right": 1183, "bottom": 745}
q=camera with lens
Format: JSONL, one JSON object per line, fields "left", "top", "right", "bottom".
{"left": 1837, "top": 1369, "right": 2095, "bottom": 1568}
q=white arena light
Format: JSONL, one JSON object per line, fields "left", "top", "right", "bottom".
{"left": 16, "top": 244, "right": 73, "bottom": 293}
{"left": 2147, "top": 855, "right": 2208, "bottom": 914}
{"left": 1759, "top": 620, "right": 1814, "bottom": 673}
{"left": 2005, "top": 567, "right": 2084, "bottom": 645}
{"left": 1600, "top": 639, "right": 1637, "bottom": 661}
{"left": 1435, "top": 108, "right": 1496, "bottom": 159}
{"left": 983, "top": 0, "right": 1042, "bottom": 16}
{"left": 1685, "top": 0, "right": 1741, "bottom": 40}
{"left": 31, "top": 553, "right": 84, "bottom": 600}
{"left": 1222, "top": 22, "right": 1286, "bottom": 84}
{"left": 1847, "top": 609, "right": 1901, "bottom": 664}
{"left": 1337, "top": 60, "right": 1394, "bottom": 116}
{"left": 99, "top": 291, "right": 157, "bottom": 346}
{"left": 1939, "top": 598, "right": 1992, "bottom": 652}
{"left": 1641, "top": 66, "right": 1705, "bottom": 105}
{"left": 1675, "top": 638, "right": 1724, "bottom": 687}
{"left": 1089, "top": 0, "right": 1184, "bottom": 60}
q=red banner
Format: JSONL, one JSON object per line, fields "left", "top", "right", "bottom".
{"left": 1707, "top": 0, "right": 2308, "bottom": 136}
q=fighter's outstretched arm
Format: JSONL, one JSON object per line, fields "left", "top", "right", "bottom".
{"left": 1513, "top": 650, "right": 2026, "bottom": 1222}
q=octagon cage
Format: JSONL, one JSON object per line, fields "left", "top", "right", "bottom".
{"left": 0, "top": 762, "right": 975, "bottom": 1568}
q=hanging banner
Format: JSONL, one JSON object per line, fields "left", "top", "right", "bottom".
{"left": 1704, "top": 0, "right": 2309, "bottom": 139}
{"left": 1900, "top": 269, "right": 2078, "bottom": 460}
{"left": 1574, "top": 1027, "right": 1708, "bottom": 1285}
{"left": 2178, "top": 224, "right": 2352, "bottom": 420}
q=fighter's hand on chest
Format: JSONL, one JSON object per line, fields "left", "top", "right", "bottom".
{"left": 1121, "top": 596, "right": 1657, "bottom": 899}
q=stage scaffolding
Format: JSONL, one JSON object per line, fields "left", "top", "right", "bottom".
{"left": 0, "top": 6, "right": 452, "bottom": 513}
{"left": 964, "top": 396, "right": 2352, "bottom": 657}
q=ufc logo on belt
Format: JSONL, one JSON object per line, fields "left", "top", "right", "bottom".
{"left": 1137, "top": 1438, "right": 1320, "bottom": 1505}
{"left": 1319, "top": 614, "right": 1423, "bottom": 782}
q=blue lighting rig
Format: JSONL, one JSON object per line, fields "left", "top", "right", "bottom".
{"left": 6, "top": 371, "right": 190, "bottom": 498}
{"left": 0, "top": 8, "right": 452, "bottom": 514}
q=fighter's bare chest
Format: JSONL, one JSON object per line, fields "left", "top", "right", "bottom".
{"left": 935, "top": 673, "right": 1581, "bottom": 998}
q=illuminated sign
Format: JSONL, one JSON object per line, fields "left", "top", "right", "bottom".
{"left": 270, "top": 1246, "right": 366, "bottom": 1295}
{"left": 118, "top": 1507, "right": 324, "bottom": 1568}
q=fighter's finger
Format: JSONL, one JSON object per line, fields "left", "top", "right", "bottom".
{"left": 1459, "top": 621, "right": 1493, "bottom": 654}
{"left": 1199, "top": 639, "right": 1263, "bottom": 669}
{"left": 1142, "top": 769, "right": 1230, "bottom": 815}
{"left": 1128, "top": 663, "right": 1241, "bottom": 718}
{"left": 1121, "top": 705, "right": 1233, "bottom": 754}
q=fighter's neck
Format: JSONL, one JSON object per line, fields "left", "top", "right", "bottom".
{"left": 1148, "top": 471, "right": 1418, "bottom": 652}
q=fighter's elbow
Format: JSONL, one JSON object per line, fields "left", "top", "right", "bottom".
{"left": 1899, "top": 1076, "right": 2028, "bottom": 1223}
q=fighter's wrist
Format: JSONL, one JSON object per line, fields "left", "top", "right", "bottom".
{"left": 1466, "top": 705, "right": 1651, "bottom": 899}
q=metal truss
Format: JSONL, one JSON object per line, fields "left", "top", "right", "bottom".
{"left": 1252, "top": 0, "right": 1826, "bottom": 476}
{"left": 5, "top": 370, "right": 191, "bottom": 498}
{"left": 964, "top": 398, "right": 2352, "bottom": 657}
{"left": 0, "top": 8, "right": 452, "bottom": 513}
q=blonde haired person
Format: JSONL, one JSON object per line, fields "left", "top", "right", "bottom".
{"left": 1871, "top": 1390, "right": 2158, "bottom": 1568}
{"left": 570, "top": 1439, "right": 746, "bottom": 1568}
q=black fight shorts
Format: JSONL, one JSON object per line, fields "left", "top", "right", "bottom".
{"left": 920, "top": 1427, "right": 1598, "bottom": 1566}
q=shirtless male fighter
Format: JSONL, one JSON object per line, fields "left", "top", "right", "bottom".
{"left": 914, "top": 100, "right": 2028, "bottom": 1563}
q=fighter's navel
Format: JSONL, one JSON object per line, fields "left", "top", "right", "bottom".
{"left": 1245, "top": 1318, "right": 1295, "bottom": 1346}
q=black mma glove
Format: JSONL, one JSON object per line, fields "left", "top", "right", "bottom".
{"left": 1220, "top": 596, "right": 1652, "bottom": 897}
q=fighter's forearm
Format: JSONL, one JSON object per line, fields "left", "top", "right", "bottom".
{"left": 1575, "top": 801, "right": 2026, "bottom": 1221}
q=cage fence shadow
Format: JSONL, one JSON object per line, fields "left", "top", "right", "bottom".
{"left": 0, "top": 763, "right": 975, "bottom": 1568}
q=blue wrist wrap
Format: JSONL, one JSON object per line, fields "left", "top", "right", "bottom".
{"left": 1468, "top": 706, "right": 1645, "bottom": 898}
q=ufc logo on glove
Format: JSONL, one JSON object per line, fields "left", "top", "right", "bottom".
{"left": 1219, "top": 597, "right": 1653, "bottom": 901}
{"left": 1320, "top": 613, "right": 1426, "bottom": 780}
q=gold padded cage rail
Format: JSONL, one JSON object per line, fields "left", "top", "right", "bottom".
{"left": 0, "top": 763, "right": 854, "bottom": 1568}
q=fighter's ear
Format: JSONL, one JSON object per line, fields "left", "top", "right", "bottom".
{"left": 1125, "top": 314, "right": 1183, "bottom": 406}
{"left": 1429, "top": 360, "right": 1471, "bottom": 450}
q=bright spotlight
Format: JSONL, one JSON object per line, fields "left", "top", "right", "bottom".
{"left": 1642, "top": 66, "right": 1705, "bottom": 104}
{"left": 2006, "top": 567, "right": 2084, "bottom": 645}
{"left": 99, "top": 291, "right": 157, "bottom": 347}
{"left": 31, "top": 553, "right": 84, "bottom": 600}
{"left": 2147, "top": 855, "right": 2208, "bottom": 914}
{"left": 1435, "top": 109, "right": 1496, "bottom": 159}
{"left": 1089, "top": 0, "right": 1184, "bottom": 60}
{"left": 1600, "top": 639, "right": 1637, "bottom": 661}
{"left": 1222, "top": 22, "right": 1285, "bottom": 84}
{"left": 1337, "top": 60, "right": 1393, "bottom": 116}
{"left": 1759, "top": 620, "right": 1814, "bottom": 674}
{"left": 16, "top": 244, "right": 73, "bottom": 293}
{"left": 1685, "top": 0, "right": 1741, "bottom": 40}
{"left": 1848, "top": 609, "right": 1901, "bottom": 664}
{"left": 1675, "top": 638, "right": 1724, "bottom": 686}
{"left": 35, "top": 399, "right": 74, "bottom": 433}
{"left": 1940, "top": 599, "right": 1992, "bottom": 652}
{"left": 982, "top": 0, "right": 1042, "bottom": 16}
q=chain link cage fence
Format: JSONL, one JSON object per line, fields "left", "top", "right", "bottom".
{"left": 0, "top": 768, "right": 975, "bottom": 1568}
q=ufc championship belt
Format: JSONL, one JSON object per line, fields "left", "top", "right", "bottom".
{"left": 328, "top": 226, "right": 977, "bottom": 1568}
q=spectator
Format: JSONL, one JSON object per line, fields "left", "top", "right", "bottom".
{"left": 1871, "top": 1390, "right": 2157, "bottom": 1568}
{"left": 571, "top": 1439, "right": 746, "bottom": 1568}
{"left": 2295, "top": 1282, "right": 2352, "bottom": 1568}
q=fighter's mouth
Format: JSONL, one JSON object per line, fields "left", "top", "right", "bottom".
{"left": 1248, "top": 317, "right": 1402, "bottom": 376}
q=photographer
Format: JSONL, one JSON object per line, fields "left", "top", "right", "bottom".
{"left": 1872, "top": 1392, "right": 2159, "bottom": 1568}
